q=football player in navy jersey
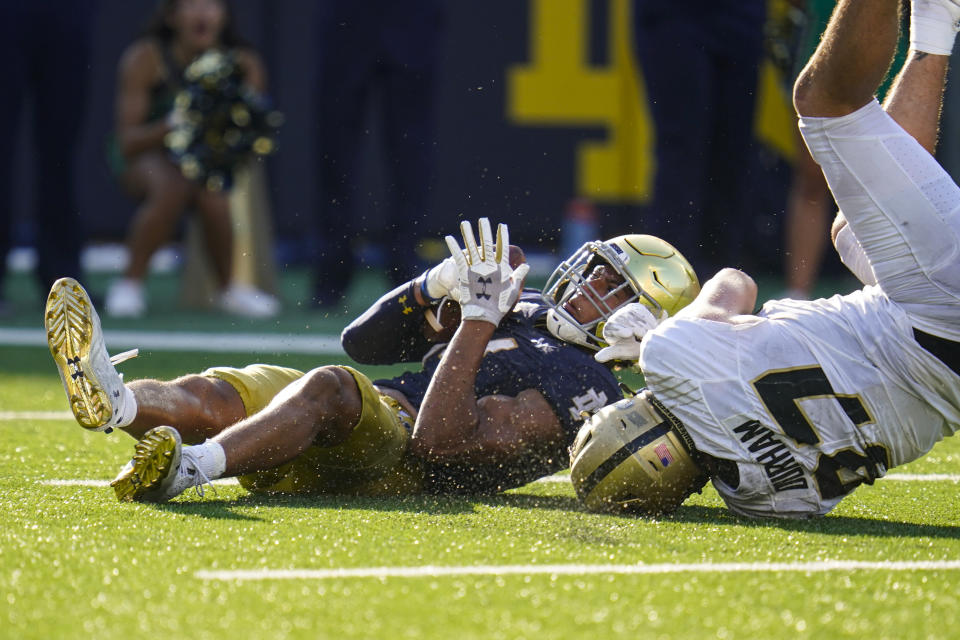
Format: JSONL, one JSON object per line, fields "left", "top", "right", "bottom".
{"left": 570, "top": 0, "right": 960, "bottom": 519}
{"left": 46, "top": 219, "right": 699, "bottom": 502}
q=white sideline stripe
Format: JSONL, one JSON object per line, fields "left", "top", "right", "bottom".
{"left": 882, "top": 473, "right": 960, "bottom": 482}
{"left": 0, "top": 327, "right": 344, "bottom": 355}
{"left": 195, "top": 560, "right": 960, "bottom": 581}
{"left": 0, "top": 411, "right": 73, "bottom": 420}
{"left": 41, "top": 473, "right": 960, "bottom": 488}
{"left": 42, "top": 478, "right": 239, "bottom": 487}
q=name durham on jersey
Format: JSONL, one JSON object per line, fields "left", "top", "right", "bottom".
{"left": 733, "top": 420, "right": 809, "bottom": 492}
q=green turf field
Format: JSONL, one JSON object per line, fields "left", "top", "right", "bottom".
{"left": 3, "top": 270, "right": 959, "bottom": 639}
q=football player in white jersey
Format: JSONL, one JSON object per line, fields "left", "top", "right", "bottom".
{"left": 570, "top": 0, "right": 960, "bottom": 518}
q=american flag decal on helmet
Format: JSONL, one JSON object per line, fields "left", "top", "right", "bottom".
{"left": 655, "top": 443, "right": 674, "bottom": 467}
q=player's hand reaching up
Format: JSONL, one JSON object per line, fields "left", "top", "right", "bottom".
{"left": 594, "top": 303, "right": 668, "bottom": 363}
{"left": 445, "top": 218, "right": 530, "bottom": 326}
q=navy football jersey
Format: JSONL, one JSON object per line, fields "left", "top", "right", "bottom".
{"left": 374, "top": 291, "right": 623, "bottom": 494}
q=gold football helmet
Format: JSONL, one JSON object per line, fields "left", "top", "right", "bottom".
{"left": 542, "top": 234, "right": 700, "bottom": 350}
{"left": 569, "top": 390, "right": 709, "bottom": 515}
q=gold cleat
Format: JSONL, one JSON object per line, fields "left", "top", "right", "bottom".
{"left": 45, "top": 278, "right": 137, "bottom": 432}
{"left": 111, "top": 426, "right": 181, "bottom": 502}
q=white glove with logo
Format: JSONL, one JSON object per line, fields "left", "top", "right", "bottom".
{"left": 445, "top": 218, "right": 530, "bottom": 326}
{"left": 594, "top": 302, "right": 668, "bottom": 363}
{"left": 421, "top": 256, "right": 462, "bottom": 303}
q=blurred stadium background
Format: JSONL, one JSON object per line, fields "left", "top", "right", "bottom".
{"left": 4, "top": 5, "right": 960, "bottom": 639}
{"left": 7, "top": 0, "right": 846, "bottom": 301}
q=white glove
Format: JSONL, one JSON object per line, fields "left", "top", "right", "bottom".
{"left": 421, "top": 256, "right": 461, "bottom": 302}
{"left": 594, "top": 302, "right": 668, "bottom": 363}
{"left": 445, "top": 218, "right": 530, "bottom": 326}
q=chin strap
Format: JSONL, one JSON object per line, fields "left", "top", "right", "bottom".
{"left": 423, "top": 296, "right": 455, "bottom": 333}
{"left": 545, "top": 309, "right": 596, "bottom": 349}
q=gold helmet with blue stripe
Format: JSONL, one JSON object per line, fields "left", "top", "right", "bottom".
{"left": 542, "top": 234, "right": 699, "bottom": 350}
{"left": 569, "top": 390, "right": 709, "bottom": 515}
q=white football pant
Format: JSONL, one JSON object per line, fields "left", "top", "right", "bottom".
{"left": 800, "top": 99, "right": 960, "bottom": 342}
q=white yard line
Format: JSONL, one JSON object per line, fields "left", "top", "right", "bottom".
{"left": 195, "top": 560, "right": 960, "bottom": 581}
{"left": 880, "top": 473, "right": 960, "bottom": 482}
{"left": 0, "top": 411, "right": 73, "bottom": 420}
{"left": 0, "top": 327, "right": 344, "bottom": 355}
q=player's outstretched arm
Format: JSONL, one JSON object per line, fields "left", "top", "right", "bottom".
{"left": 343, "top": 234, "right": 530, "bottom": 364}
{"left": 444, "top": 218, "right": 529, "bottom": 326}
{"left": 341, "top": 280, "right": 447, "bottom": 364}
{"left": 410, "top": 219, "right": 562, "bottom": 464}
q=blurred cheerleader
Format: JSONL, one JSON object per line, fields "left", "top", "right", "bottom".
{"left": 106, "top": 0, "right": 278, "bottom": 318}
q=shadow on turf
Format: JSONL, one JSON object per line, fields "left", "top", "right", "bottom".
{"left": 145, "top": 494, "right": 960, "bottom": 539}
{"left": 146, "top": 490, "right": 584, "bottom": 520}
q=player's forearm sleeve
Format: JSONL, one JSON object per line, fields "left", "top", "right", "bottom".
{"left": 341, "top": 281, "right": 434, "bottom": 364}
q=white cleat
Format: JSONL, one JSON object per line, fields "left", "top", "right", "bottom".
{"left": 45, "top": 278, "right": 138, "bottom": 432}
{"left": 218, "top": 283, "right": 280, "bottom": 318}
{"left": 105, "top": 278, "right": 146, "bottom": 318}
{"left": 111, "top": 426, "right": 211, "bottom": 503}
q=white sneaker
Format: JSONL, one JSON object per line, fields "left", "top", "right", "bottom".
{"left": 45, "top": 278, "right": 138, "bottom": 432}
{"left": 218, "top": 283, "right": 280, "bottom": 318}
{"left": 111, "top": 426, "right": 212, "bottom": 502}
{"left": 105, "top": 278, "right": 146, "bottom": 318}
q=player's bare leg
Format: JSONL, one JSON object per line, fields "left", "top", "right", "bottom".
{"left": 212, "top": 366, "right": 363, "bottom": 476}
{"left": 882, "top": 50, "right": 950, "bottom": 154}
{"left": 112, "top": 365, "right": 364, "bottom": 502}
{"left": 122, "top": 376, "right": 247, "bottom": 442}
{"left": 795, "top": 0, "right": 958, "bottom": 286}
{"left": 793, "top": 0, "right": 960, "bottom": 343}
{"left": 793, "top": 0, "right": 904, "bottom": 118}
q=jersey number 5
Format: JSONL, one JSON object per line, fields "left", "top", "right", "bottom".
{"left": 753, "top": 366, "right": 890, "bottom": 500}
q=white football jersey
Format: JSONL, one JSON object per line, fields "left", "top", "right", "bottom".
{"left": 638, "top": 286, "right": 960, "bottom": 518}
